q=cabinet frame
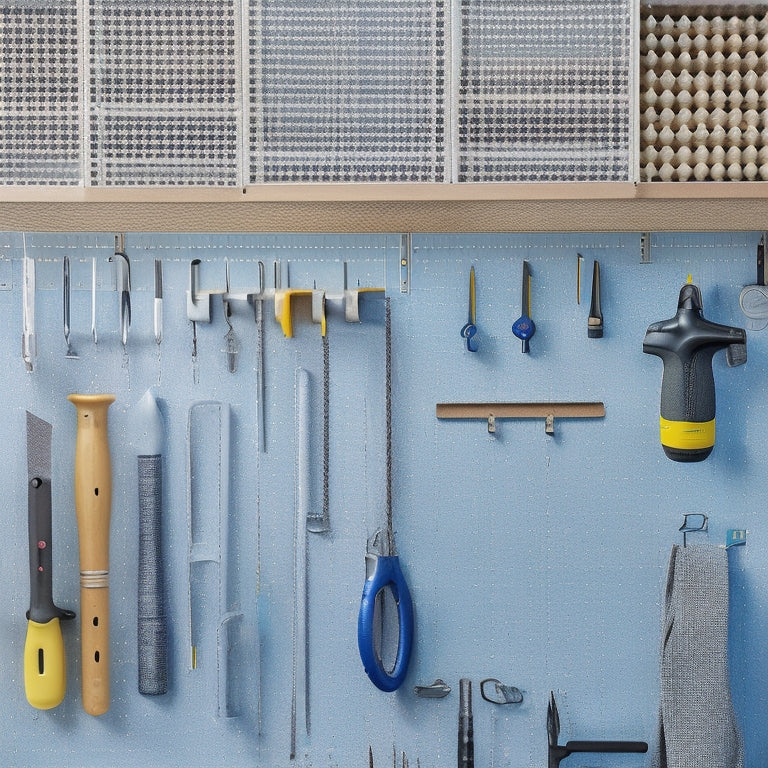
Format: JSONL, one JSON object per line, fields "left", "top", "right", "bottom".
{"left": 0, "top": 182, "right": 766, "bottom": 232}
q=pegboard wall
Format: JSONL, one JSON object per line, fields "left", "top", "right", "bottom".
{"left": 0, "top": 230, "right": 766, "bottom": 767}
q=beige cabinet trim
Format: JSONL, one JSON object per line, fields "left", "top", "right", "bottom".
{"left": 0, "top": 182, "right": 766, "bottom": 232}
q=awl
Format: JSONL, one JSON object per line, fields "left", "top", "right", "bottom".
{"left": 24, "top": 412, "right": 75, "bottom": 709}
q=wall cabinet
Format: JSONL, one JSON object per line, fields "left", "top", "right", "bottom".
{"left": 2, "top": 1, "right": 768, "bottom": 231}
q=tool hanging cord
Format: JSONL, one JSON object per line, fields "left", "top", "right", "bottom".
{"left": 356, "top": 296, "right": 414, "bottom": 692}
{"left": 385, "top": 298, "right": 393, "bottom": 552}
{"left": 323, "top": 334, "right": 330, "bottom": 526}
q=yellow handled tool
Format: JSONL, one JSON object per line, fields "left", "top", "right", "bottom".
{"left": 25, "top": 412, "right": 75, "bottom": 709}
{"left": 68, "top": 393, "right": 115, "bottom": 716}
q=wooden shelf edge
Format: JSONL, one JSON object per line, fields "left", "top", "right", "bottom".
{"left": 1, "top": 182, "right": 767, "bottom": 232}
{"left": 4, "top": 181, "right": 768, "bottom": 204}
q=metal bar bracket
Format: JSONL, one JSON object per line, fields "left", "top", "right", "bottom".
{"left": 437, "top": 402, "right": 605, "bottom": 436}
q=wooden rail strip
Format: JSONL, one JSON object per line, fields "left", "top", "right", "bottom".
{"left": 436, "top": 401, "right": 606, "bottom": 435}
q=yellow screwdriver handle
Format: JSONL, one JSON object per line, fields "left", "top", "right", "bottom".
{"left": 68, "top": 393, "right": 115, "bottom": 716}
{"left": 24, "top": 618, "right": 66, "bottom": 710}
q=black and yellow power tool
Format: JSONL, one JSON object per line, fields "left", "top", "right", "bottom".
{"left": 643, "top": 277, "right": 747, "bottom": 462}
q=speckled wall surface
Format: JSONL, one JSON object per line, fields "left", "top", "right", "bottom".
{"left": 0, "top": 231, "right": 764, "bottom": 767}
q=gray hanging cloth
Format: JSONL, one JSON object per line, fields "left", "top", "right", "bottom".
{"left": 655, "top": 544, "right": 743, "bottom": 768}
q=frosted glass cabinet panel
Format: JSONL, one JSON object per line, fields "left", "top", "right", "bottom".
{"left": 457, "top": 0, "right": 633, "bottom": 181}
{"left": 0, "top": 0, "right": 634, "bottom": 185}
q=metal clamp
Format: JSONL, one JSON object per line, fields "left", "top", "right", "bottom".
{"left": 187, "top": 259, "right": 212, "bottom": 324}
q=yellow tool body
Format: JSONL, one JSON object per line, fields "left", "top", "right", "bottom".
{"left": 24, "top": 618, "right": 66, "bottom": 709}
{"left": 659, "top": 416, "right": 715, "bottom": 452}
{"left": 643, "top": 280, "right": 746, "bottom": 462}
{"left": 68, "top": 393, "right": 115, "bottom": 716}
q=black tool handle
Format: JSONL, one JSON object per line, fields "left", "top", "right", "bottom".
{"left": 658, "top": 346, "right": 717, "bottom": 424}
{"left": 564, "top": 740, "right": 648, "bottom": 755}
{"left": 137, "top": 454, "right": 167, "bottom": 695}
{"left": 28, "top": 477, "right": 73, "bottom": 624}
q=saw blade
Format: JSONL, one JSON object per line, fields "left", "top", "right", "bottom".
{"left": 26, "top": 411, "right": 52, "bottom": 481}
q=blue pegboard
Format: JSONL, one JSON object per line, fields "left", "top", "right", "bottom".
{"left": 0, "top": 231, "right": 765, "bottom": 767}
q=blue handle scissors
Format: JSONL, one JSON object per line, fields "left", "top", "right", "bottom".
{"left": 357, "top": 297, "right": 414, "bottom": 692}
{"left": 357, "top": 529, "right": 414, "bottom": 692}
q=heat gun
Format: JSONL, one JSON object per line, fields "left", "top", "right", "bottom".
{"left": 643, "top": 279, "right": 746, "bottom": 462}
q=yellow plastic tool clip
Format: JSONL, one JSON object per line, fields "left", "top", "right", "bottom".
{"left": 274, "top": 289, "right": 313, "bottom": 338}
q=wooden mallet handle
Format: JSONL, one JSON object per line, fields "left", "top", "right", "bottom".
{"left": 68, "top": 393, "right": 115, "bottom": 716}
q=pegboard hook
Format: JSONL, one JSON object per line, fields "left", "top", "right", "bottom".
{"left": 679, "top": 513, "right": 708, "bottom": 547}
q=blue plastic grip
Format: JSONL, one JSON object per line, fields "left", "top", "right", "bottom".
{"left": 357, "top": 555, "right": 414, "bottom": 692}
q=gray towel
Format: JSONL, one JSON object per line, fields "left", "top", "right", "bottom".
{"left": 655, "top": 544, "right": 743, "bottom": 768}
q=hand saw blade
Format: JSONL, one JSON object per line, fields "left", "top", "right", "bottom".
{"left": 24, "top": 411, "right": 73, "bottom": 710}
{"left": 27, "top": 411, "right": 51, "bottom": 482}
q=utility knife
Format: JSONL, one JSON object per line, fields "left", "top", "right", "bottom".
{"left": 24, "top": 412, "right": 75, "bottom": 709}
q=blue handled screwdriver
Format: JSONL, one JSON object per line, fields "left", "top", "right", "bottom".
{"left": 357, "top": 297, "right": 414, "bottom": 692}
{"left": 512, "top": 260, "right": 535, "bottom": 352}
{"left": 460, "top": 266, "right": 478, "bottom": 352}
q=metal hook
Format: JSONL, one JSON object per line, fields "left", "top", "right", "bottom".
{"left": 223, "top": 261, "right": 233, "bottom": 327}
{"left": 222, "top": 261, "right": 239, "bottom": 373}
{"left": 414, "top": 679, "right": 451, "bottom": 699}
{"left": 679, "top": 513, "right": 708, "bottom": 547}
{"left": 480, "top": 678, "right": 523, "bottom": 705}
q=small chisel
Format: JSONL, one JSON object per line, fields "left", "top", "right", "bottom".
{"left": 154, "top": 259, "right": 163, "bottom": 346}
{"left": 588, "top": 261, "right": 603, "bottom": 338}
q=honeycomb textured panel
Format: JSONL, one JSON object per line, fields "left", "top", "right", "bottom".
{"left": 88, "top": 0, "right": 241, "bottom": 185}
{"left": 0, "top": 1, "right": 80, "bottom": 185}
{"left": 458, "top": 0, "right": 633, "bottom": 182}
{"left": 251, "top": 0, "right": 447, "bottom": 182}
{"left": 640, "top": 11, "right": 768, "bottom": 182}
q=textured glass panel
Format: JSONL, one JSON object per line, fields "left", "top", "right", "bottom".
{"left": 88, "top": 0, "right": 240, "bottom": 186}
{"left": 459, "top": 0, "right": 632, "bottom": 182}
{"left": 251, "top": 0, "right": 447, "bottom": 182}
{"left": 0, "top": 1, "right": 80, "bottom": 185}
{"left": 640, "top": 10, "right": 768, "bottom": 182}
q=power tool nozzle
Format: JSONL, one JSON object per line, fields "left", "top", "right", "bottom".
{"left": 643, "top": 281, "right": 746, "bottom": 463}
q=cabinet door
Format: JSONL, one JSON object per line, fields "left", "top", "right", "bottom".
{"left": 1, "top": 2, "right": 81, "bottom": 185}
{"left": 457, "top": 0, "right": 634, "bottom": 182}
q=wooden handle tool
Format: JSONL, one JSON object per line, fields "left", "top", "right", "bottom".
{"left": 68, "top": 393, "right": 115, "bottom": 716}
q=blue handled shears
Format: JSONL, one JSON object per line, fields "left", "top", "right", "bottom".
{"left": 357, "top": 297, "right": 414, "bottom": 692}
{"left": 357, "top": 528, "right": 414, "bottom": 692}
{"left": 460, "top": 266, "right": 478, "bottom": 352}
